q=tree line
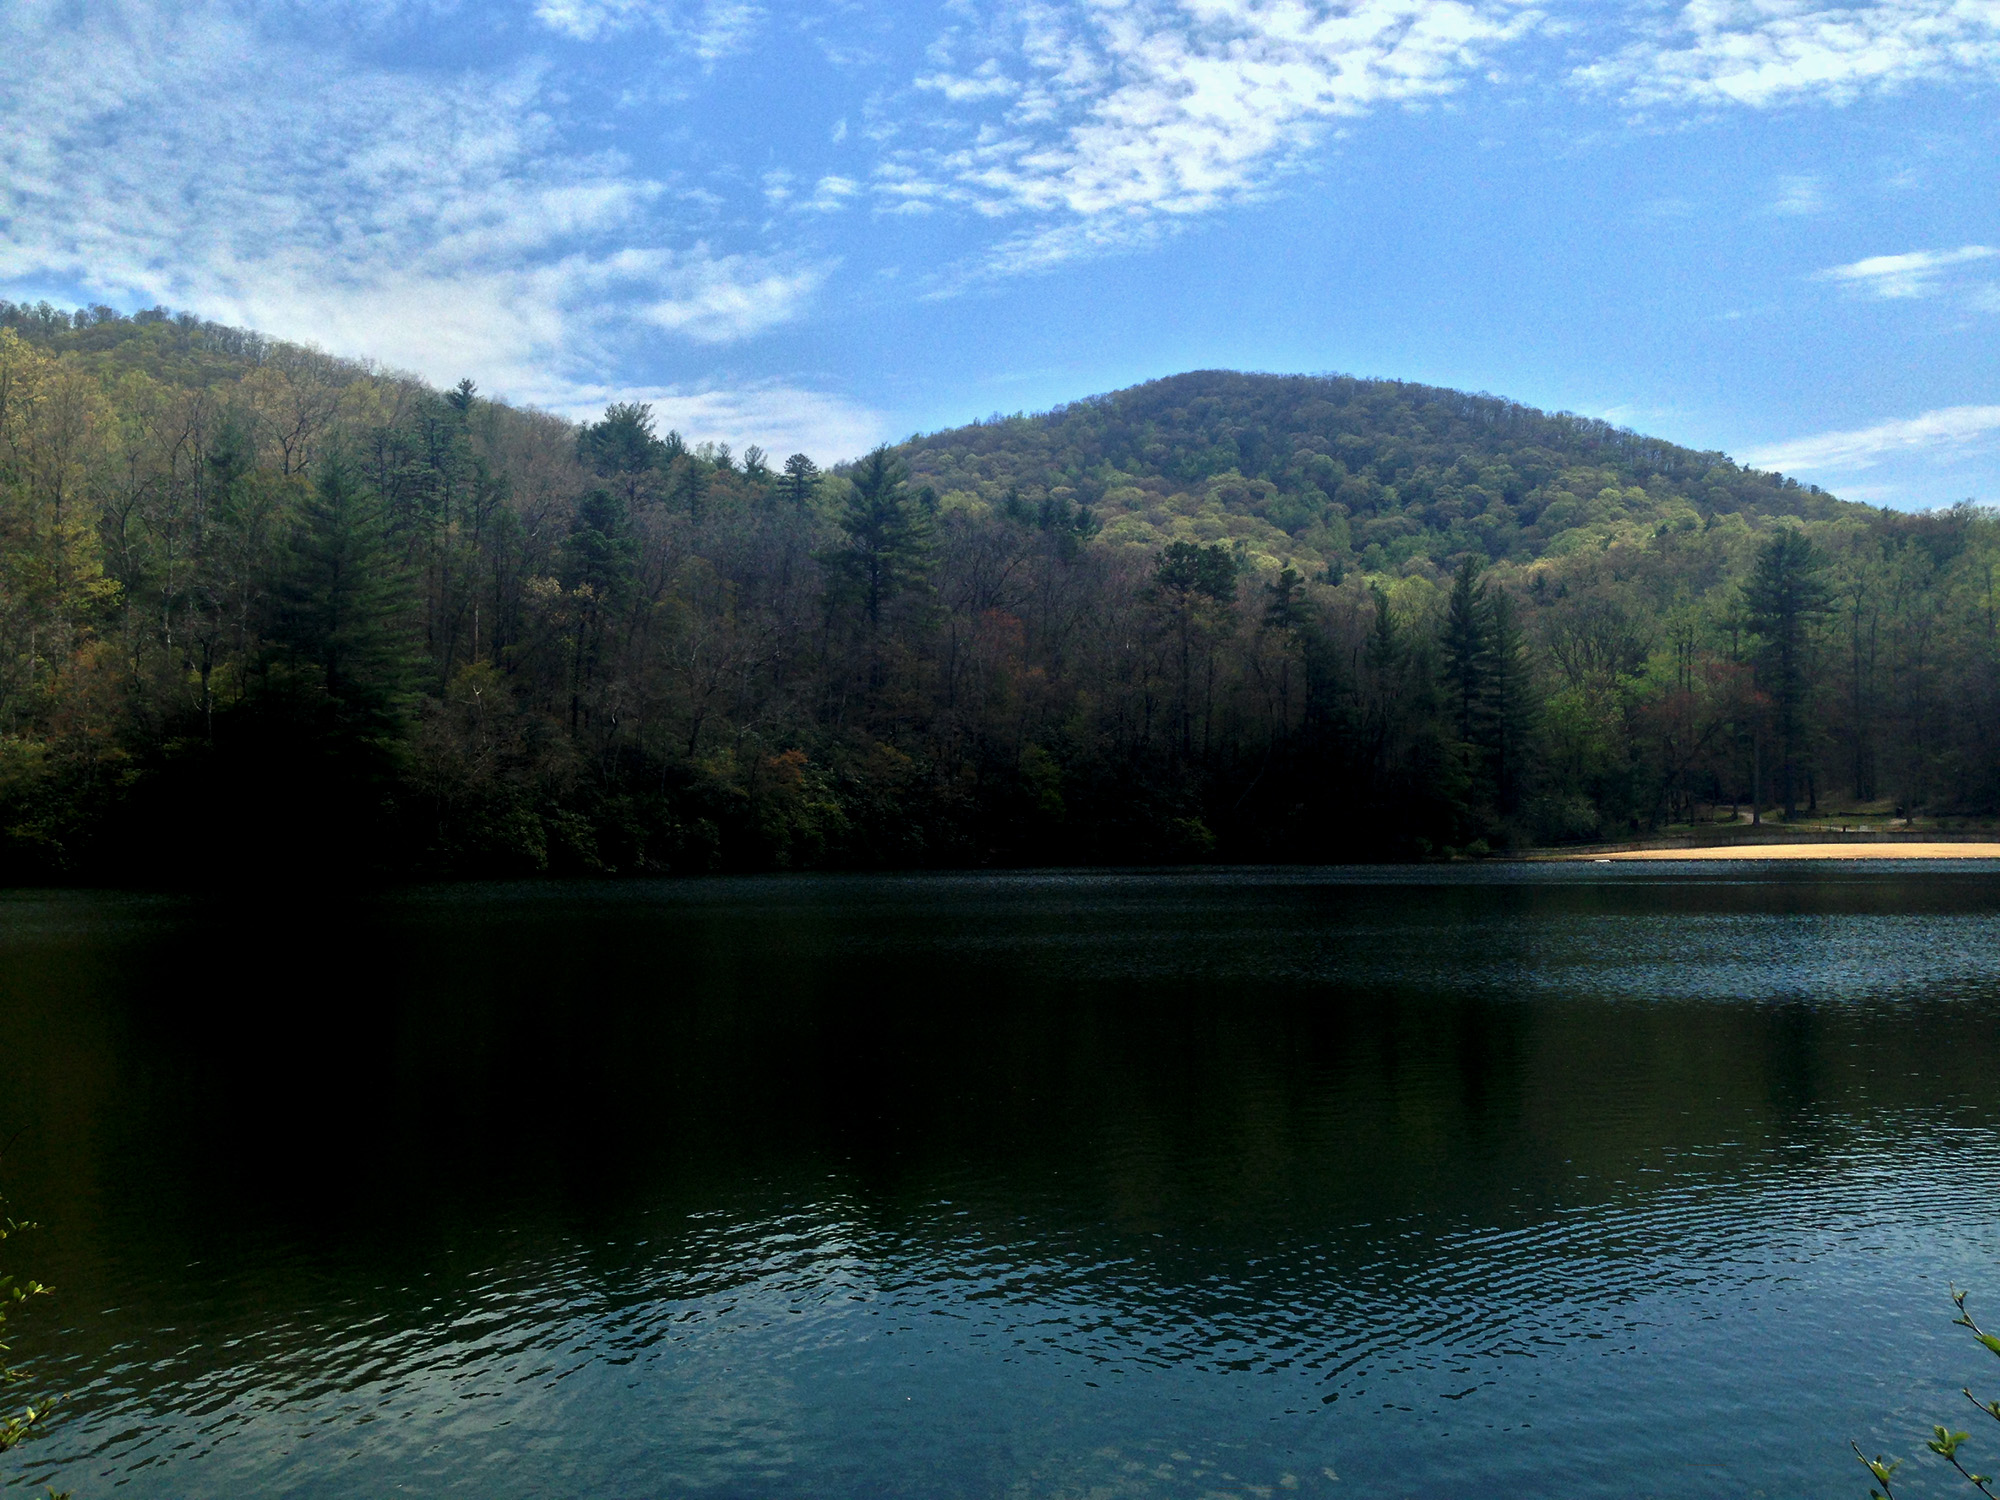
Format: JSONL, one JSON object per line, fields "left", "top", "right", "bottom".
{"left": 0, "top": 304, "right": 1996, "bottom": 880}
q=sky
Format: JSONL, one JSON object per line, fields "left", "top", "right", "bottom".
{"left": 0, "top": 0, "right": 1995, "bottom": 507}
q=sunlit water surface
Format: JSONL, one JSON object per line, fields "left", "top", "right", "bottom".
{"left": 5, "top": 865, "right": 2000, "bottom": 1497}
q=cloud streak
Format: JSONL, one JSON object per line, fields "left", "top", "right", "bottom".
{"left": 1577, "top": 0, "right": 2000, "bottom": 108}
{"left": 0, "top": 0, "right": 818, "bottom": 402}
{"left": 531, "top": 380, "right": 887, "bottom": 460}
{"left": 1745, "top": 404, "right": 2000, "bottom": 472}
{"left": 531, "top": 0, "right": 765, "bottom": 61}
{"left": 1819, "top": 244, "right": 1998, "bottom": 299}
{"left": 884, "top": 0, "right": 1538, "bottom": 274}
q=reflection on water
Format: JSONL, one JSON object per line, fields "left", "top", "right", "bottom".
{"left": 4, "top": 866, "right": 2000, "bottom": 1497}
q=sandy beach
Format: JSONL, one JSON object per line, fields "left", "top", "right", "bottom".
{"left": 1577, "top": 842, "right": 2000, "bottom": 861}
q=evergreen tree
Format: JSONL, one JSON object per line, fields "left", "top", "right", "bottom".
{"left": 673, "top": 458, "right": 708, "bottom": 526}
{"left": 1149, "top": 540, "right": 1238, "bottom": 760}
{"left": 1744, "top": 528, "right": 1831, "bottom": 817}
{"left": 562, "top": 488, "right": 638, "bottom": 604}
{"left": 832, "top": 446, "right": 932, "bottom": 630}
{"left": 780, "top": 453, "right": 821, "bottom": 507}
{"left": 578, "top": 403, "right": 667, "bottom": 511}
{"left": 579, "top": 402, "right": 664, "bottom": 480}
{"left": 1439, "top": 558, "right": 1538, "bottom": 823}
{"left": 270, "top": 456, "right": 416, "bottom": 740}
{"left": 560, "top": 487, "right": 637, "bottom": 732}
{"left": 1442, "top": 556, "right": 1491, "bottom": 747}
{"left": 1484, "top": 589, "right": 1537, "bottom": 817}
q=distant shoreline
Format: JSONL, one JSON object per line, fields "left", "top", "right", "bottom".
{"left": 1561, "top": 842, "right": 2000, "bottom": 862}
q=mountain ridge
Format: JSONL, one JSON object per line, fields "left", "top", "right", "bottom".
{"left": 897, "top": 368, "right": 1858, "bottom": 580}
{"left": 4, "top": 295, "right": 1985, "bottom": 878}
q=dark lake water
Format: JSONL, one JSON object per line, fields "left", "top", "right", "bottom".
{"left": 5, "top": 865, "right": 2000, "bottom": 1498}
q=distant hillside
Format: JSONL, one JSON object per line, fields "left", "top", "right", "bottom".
{"left": 1, "top": 298, "right": 1991, "bottom": 881}
{"left": 0, "top": 298, "right": 310, "bottom": 388}
{"left": 901, "top": 370, "right": 1857, "bottom": 575}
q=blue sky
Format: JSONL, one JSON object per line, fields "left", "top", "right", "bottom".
{"left": 2, "top": 0, "right": 1995, "bottom": 507}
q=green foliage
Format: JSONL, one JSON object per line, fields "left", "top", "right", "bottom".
{"left": 1857, "top": 1291, "right": 2000, "bottom": 1499}
{"left": 780, "top": 452, "right": 821, "bottom": 507}
{"left": 0, "top": 1194, "right": 64, "bottom": 1492}
{"left": 2, "top": 299, "right": 1999, "bottom": 878}
{"left": 1151, "top": 538, "right": 1238, "bottom": 603}
{"left": 901, "top": 369, "right": 1844, "bottom": 576}
{"left": 578, "top": 401, "right": 667, "bottom": 486}
{"left": 269, "top": 455, "right": 417, "bottom": 736}
{"left": 1743, "top": 528, "right": 1833, "bottom": 816}
{"left": 829, "top": 445, "right": 933, "bottom": 630}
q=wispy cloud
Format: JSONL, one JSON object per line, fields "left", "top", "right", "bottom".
{"left": 767, "top": 171, "right": 864, "bottom": 214}
{"left": 1745, "top": 404, "right": 2000, "bottom": 472}
{"left": 1769, "top": 173, "right": 1828, "bottom": 215}
{"left": 1577, "top": 0, "right": 2000, "bottom": 108}
{"left": 1820, "top": 245, "right": 1998, "bottom": 299}
{"left": 883, "top": 0, "right": 1539, "bottom": 275}
{"left": 0, "top": 0, "right": 819, "bottom": 400}
{"left": 533, "top": 380, "right": 887, "bottom": 461}
{"left": 638, "top": 255, "right": 831, "bottom": 338}
{"left": 532, "top": 0, "right": 765, "bottom": 61}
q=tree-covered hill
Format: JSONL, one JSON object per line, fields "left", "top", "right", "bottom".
{"left": 903, "top": 370, "right": 1855, "bottom": 576}
{"left": 0, "top": 299, "right": 1991, "bottom": 881}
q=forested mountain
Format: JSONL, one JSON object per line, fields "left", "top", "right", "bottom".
{"left": 0, "top": 299, "right": 1993, "bottom": 880}
{"left": 904, "top": 370, "right": 1849, "bottom": 576}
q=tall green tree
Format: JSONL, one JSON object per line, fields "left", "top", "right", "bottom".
{"left": 1743, "top": 527, "right": 1831, "bottom": 817}
{"left": 1438, "top": 558, "right": 1538, "bottom": 824}
{"left": 269, "top": 456, "right": 418, "bottom": 741}
{"left": 831, "top": 446, "right": 932, "bottom": 631}
{"left": 1148, "top": 540, "right": 1237, "bottom": 760}
{"left": 1442, "top": 556, "right": 1490, "bottom": 746}
{"left": 554, "top": 487, "right": 638, "bottom": 735}
{"left": 1484, "top": 588, "right": 1537, "bottom": 817}
{"left": 780, "top": 453, "right": 821, "bottom": 508}
{"left": 578, "top": 402, "right": 667, "bottom": 511}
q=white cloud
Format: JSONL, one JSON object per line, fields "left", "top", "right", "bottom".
{"left": 532, "top": 0, "right": 764, "bottom": 60}
{"left": 761, "top": 172, "right": 862, "bottom": 215}
{"left": 1577, "top": 0, "right": 2000, "bottom": 108}
{"left": 532, "top": 381, "right": 888, "bottom": 461}
{"left": 916, "top": 59, "right": 1023, "bottom": 101}
{"left": 1820, "top": 244, "right": 1998, "bottom": 298}
{"left": 639, "top": 255, "right": 831, "bottom": 339}
{"left": 884, "top": 0, "right": 1539, "bottom": 273}
{"left": 1745, "top": 404, "right": 2000, "bottom": 471}
{"left": 762, "top": 168, "right": 798, "bottom": 206}
{"left": 0, "top": 0, "right": 819, "bottom": 399}
{"left": 1769, "top": 173, "right": 1828, "bottom": 214}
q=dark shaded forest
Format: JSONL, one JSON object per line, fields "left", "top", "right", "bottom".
{"left": 2, "top": 300, "right": 1995, "bottom": 881}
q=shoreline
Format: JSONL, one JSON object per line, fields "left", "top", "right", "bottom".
{"left": 1566, "top": 842, "right": 2000, "bottom": 861}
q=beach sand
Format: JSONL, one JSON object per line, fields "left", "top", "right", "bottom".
{"left": 1577, "top": 842, "right": 2000, "bottom": 861}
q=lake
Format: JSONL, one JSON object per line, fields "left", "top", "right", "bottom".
{"left": 4, "top": 865, "right": 2000, "bottom": 1498}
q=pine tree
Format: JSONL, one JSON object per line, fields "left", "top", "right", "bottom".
{"left": 1744, "top": 528, "right": 1831, "bottom": 817}
{"left": 270, "top": 456, "right": 417, "bottom": 742}
{"left": 780, "top": 453, "right": 820, "bottom": 507}
{"left": 1484, "top": 589, "right": 1537, "bottom": 816}
{"left": 1439, "top": 557, "right": 1538, "bottom": 822}
{"left": 577, "top": 402, "right": 667, "bottom": 510}
{"left": 1442, "top": 556, "right": 1490, "bottom": 747}
{"left": 831, "top": 446, "right": 932, "bottom": 630}
{"left": 1149, "top": 540, "right": 1238, "bottom": 760}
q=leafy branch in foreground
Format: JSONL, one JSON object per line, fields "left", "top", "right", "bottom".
{"left": 0, "top": 1206, "right": 54, "bottom": 1450}
{"left": 1, "top": 1194, "right": 68, "bottom": 1497}
{"left": 1857, "top": 1290, "right": 2000, "bottom": 1498}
